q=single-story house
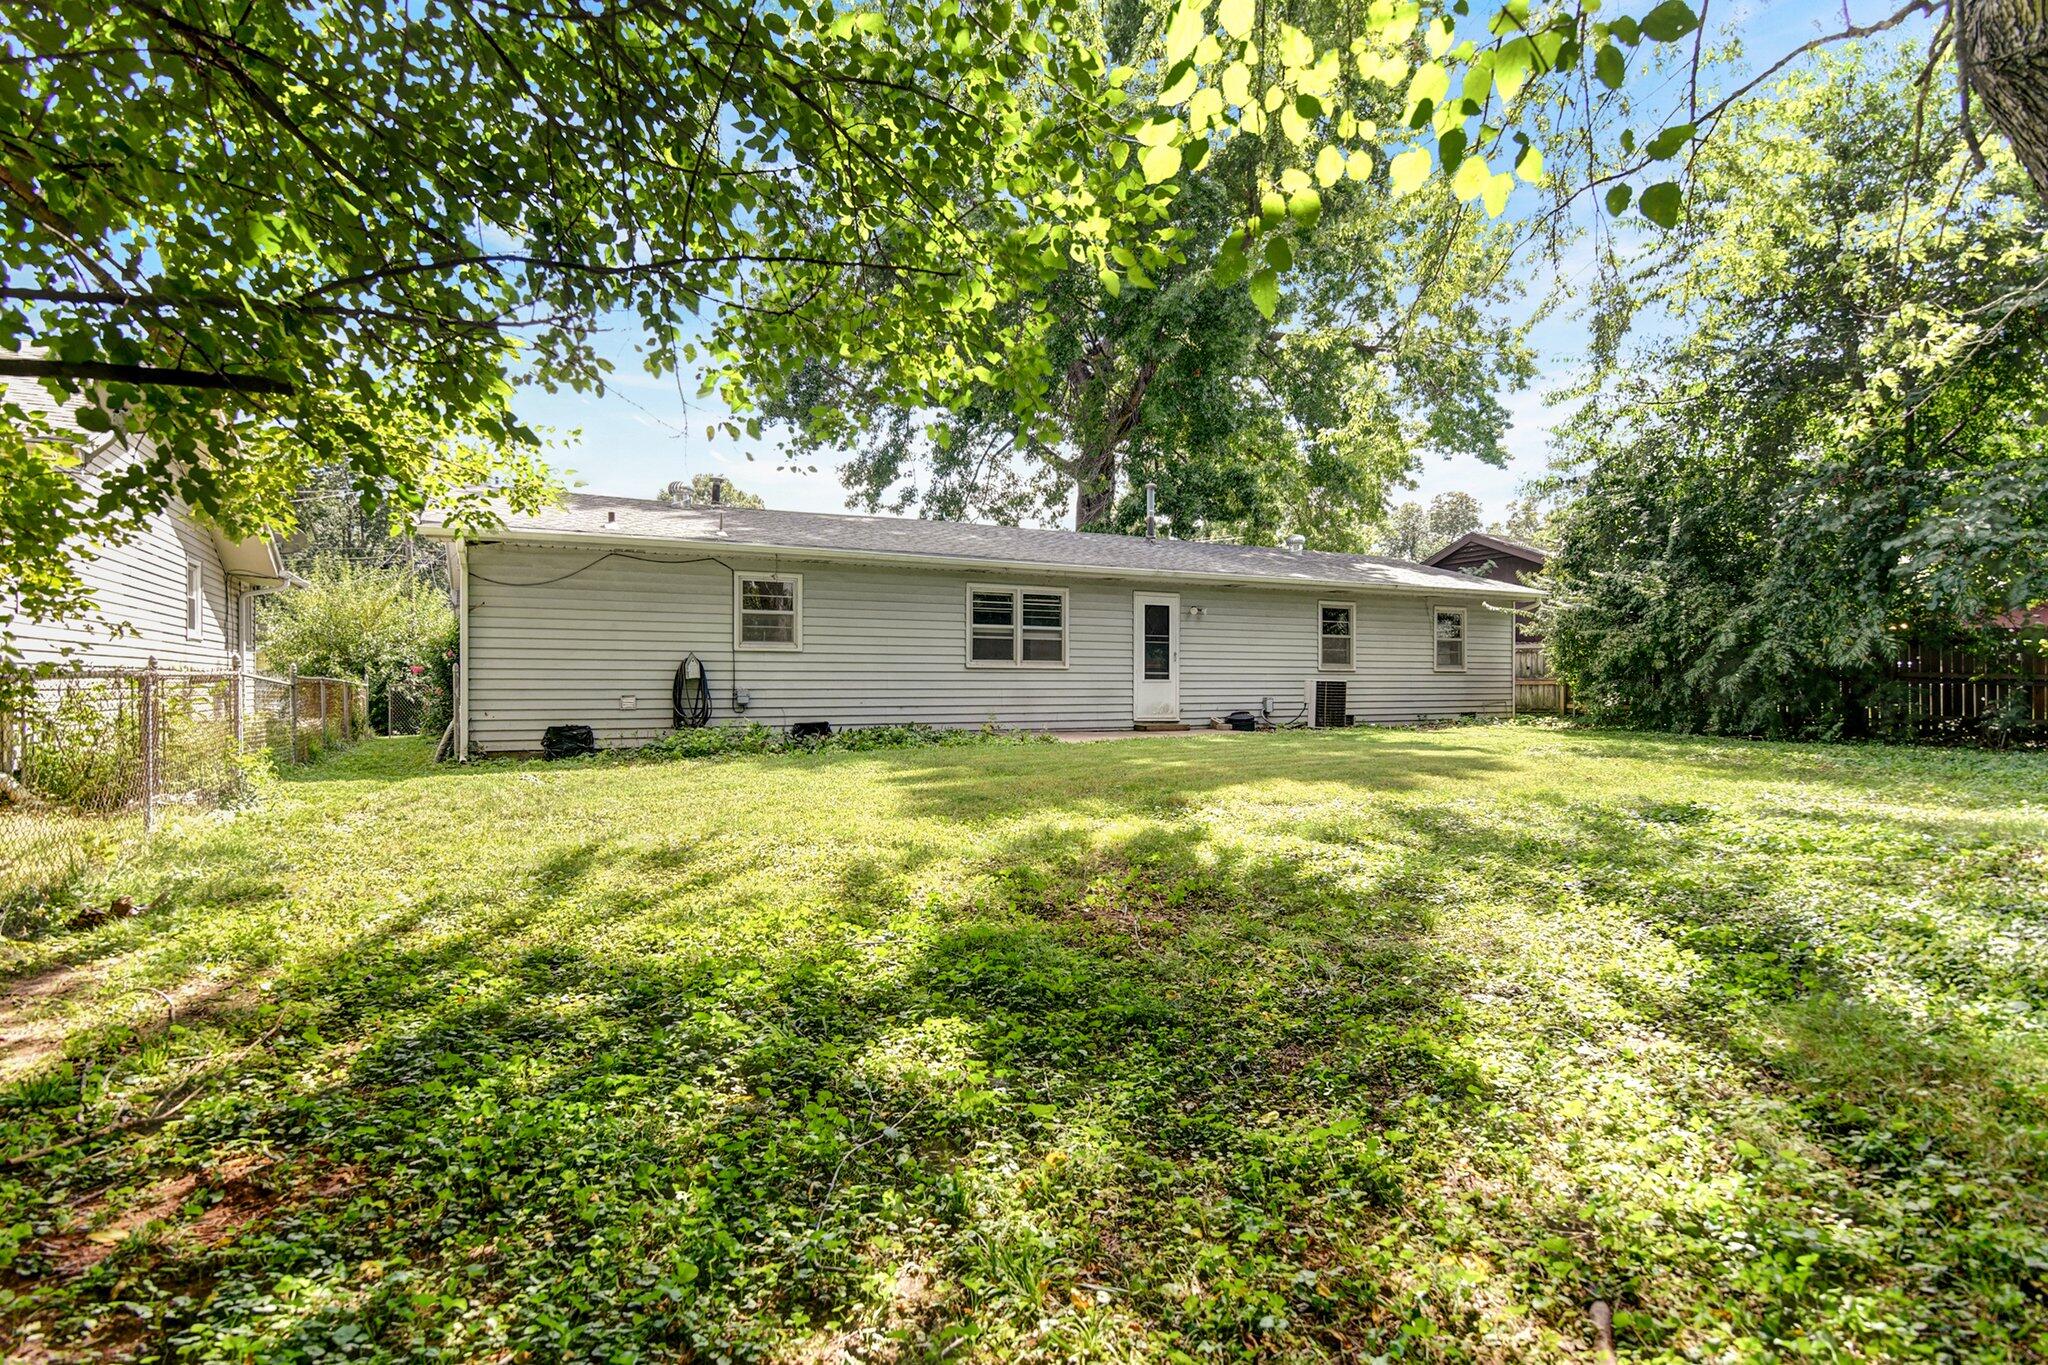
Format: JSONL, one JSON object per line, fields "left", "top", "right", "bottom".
{"left": 1423, "top": 532, "right": 1547, "bottom": 644}
{"left": 421, "top": 491, "right": 1536, "bottom": 755}
{"left": 5, "top": 371, "right": 294, "bottom": 674}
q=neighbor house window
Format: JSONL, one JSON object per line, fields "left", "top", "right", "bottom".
{"left": 184, "top": 562, "right": 204, "bottom": 639}
{"left": 1433, "top": 606, "right": 1466, "bottom": 671}
{"left": 1320, "top": 602, "right": 1354, "bottom": 670}
{"left": 735, "top": 574, "right": 802, "bottom": 650}
{"left": 967, "top": 586, "right": 1067, "bottom": 667}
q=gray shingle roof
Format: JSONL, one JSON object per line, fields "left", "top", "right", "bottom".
{"left": 429, "top": 491, "right": 1530, "bottom": 596}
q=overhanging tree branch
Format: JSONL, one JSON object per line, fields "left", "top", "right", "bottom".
{"left": 0, "top": 357, "right": 294, "bottom": 395}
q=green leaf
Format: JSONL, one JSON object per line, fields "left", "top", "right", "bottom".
{"left": 1259, "top": 190, "right": 1287, "bottom": 228}
{"left": 1140, "top": 141, "right": 1182, "bottom": 184}
{"left": 1639, "top": 180, "right": 1683, "bottom": 227}
{"left": 1639, "top": 1, "right": 1699, "bottom": 43}
{"left": 1481, "top": 170, "right": 1512, "bottom": 217}
{"left": 1604, "top": 183, "right": 1633, "bottom": 216}
{"left": 1248, "top": 267, "right": 1279, "bottom": 319}
{"left": 1388, "top": 147, "right": 1431, "bottom": 198}
{"left": 1264, "top": 235, "right": 1293, "bottom": 270}
{"left": 1315, "top": 144, "right": 1344, "bottom": 188}
{"left": 1216, "top": 0, "right": 1255, "bottom": 37}
{"left": 1158, "top": 60, "right": 1198, "bottom": 106}
{"left": 1164, "top": 0, "right": 1205, "bottom": 66}
{"left": 1645, "top": 123, "right": 1695, "bottom": 160}
{"left": 1438, "top": 127, "right": 1467, "bottom": 175}
{"left": 1594, "top": 43, "right": 1625, "bottom": 91}
{"left": 1287, "top": 188, "right": 1320, "bottom": 228}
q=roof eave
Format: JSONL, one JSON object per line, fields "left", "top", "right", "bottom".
{"left": 424, "top": 520, "right": 1539, "bottom": 597}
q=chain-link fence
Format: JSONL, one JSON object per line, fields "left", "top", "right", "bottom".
{"left": 383, "top": 674, "right": 430, "bottom": 736}
{"left": 1, "top": 660, "right": 364, "bottom": 916}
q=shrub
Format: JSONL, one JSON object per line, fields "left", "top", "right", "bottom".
{"left": 639, "top": 722, "right": 1050, "bottom": 761}
{"left": 260, "top": 558, "right": 453, "bottom": 730}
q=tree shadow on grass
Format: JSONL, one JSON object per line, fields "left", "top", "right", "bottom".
{"left": 1365, "top": 791, "right": 2048, "bottom": 1357}
{"left": 3, "top": 806, "right": 1491, "bottom": 1360}
{"left": 8, "top": 729, "right": 2047, "bottom": 1360}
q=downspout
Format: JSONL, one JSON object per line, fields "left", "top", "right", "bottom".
{"left": 454, "top": 540, "right": 472, "bottom": 761}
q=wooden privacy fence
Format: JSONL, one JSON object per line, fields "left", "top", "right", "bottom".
{"left": 1882, "top": 638, "right": 2048, "bottom": 738}
{"left": 1515, "top": 643, "right": 1570, "bottom": 715}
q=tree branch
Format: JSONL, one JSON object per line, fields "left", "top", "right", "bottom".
{"left": 0, "top": 357, "right": 293, "bottom": 396}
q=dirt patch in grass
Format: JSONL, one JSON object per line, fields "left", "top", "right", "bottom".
{"left": 0, "top": 961, "right": 103, "bottom": 1081}
{"left": 37, "top": 1155, "right": 363, "bottom": 1279}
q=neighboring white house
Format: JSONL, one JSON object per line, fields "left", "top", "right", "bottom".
{"left": 420, "top": 491, "right": 1533, "bottom": 755}
{"left": 5, "top": 373, "right": 294, "bottom": 674}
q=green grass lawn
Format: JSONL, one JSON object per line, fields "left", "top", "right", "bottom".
{"left": 3, "top": 725, "right": 2046, "bottom": 1362}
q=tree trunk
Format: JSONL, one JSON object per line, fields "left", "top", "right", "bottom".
{"left": 1959, "top": 0, "right": 2048, "bottom": 202}
{"left": 1073, "top": 441, "right": 1116, "bottom": 529}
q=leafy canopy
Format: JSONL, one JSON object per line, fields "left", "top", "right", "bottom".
{"left": 1544, "top": 45, "right": 2048, "bottom": 737}
{"left": 764, "top": 0, "right": 1538, "bottom": 539}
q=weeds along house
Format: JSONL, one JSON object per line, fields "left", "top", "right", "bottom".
{"left": 5, "top": 373, "right": 294, "bottom": 676}
{"left": 422, "top": 488, "right": 1533, "bottom": 755}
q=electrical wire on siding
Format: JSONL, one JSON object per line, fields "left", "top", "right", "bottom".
{"left": 462, "top": 546, "right": 754, "bottom": 721}
{"left": 464, "top": 548, "right": 739, "bottom": 588}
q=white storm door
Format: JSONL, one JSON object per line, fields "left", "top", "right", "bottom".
{"left": 1133, "top": 593, "right": 1180, "bottom": 721}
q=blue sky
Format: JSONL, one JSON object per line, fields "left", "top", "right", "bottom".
{"left": 513, "top": 1, "right": 1913, "bottom": 526}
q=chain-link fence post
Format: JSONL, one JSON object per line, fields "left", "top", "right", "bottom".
{"left": 228, "top": 654, "right": 244, "bottom": 749}
{"left": 287, "top": 667, "right": 300, "bottom": 765}
{"left": 139, "top": 657, "right": 158, "bottom": 835}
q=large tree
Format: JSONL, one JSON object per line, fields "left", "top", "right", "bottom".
{"left": 1544, "top": 45, "right": 2047, "bottom": 737}
{"left": 761, "top": 0, "right": 1538, "bottom": 540}
{"left": 1367, "top": 490, "right": 1483, "bottom": 559}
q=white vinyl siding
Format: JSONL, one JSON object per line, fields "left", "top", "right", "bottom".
{"left": 461, "top": 542, "right": 1515, "bottom": 751}
{"left": 1433, "top": 606, "right": 1467, "bottom": 672}
{"left": 12, "top": 444, "right": 242, "bottom": 672}
{"left": 735, "top": 574, "right": 801, "bottom": 650}
{"left": 1319, "top": 601, "right": 1354, "bottom": 670}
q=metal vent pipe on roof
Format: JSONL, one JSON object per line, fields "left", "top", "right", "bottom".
{"left": 1285, "top": 533, "right": 1306, "bottom": 552}
{"left": 708, "top": 475, "right": 726, "bottom": 506}
{"left": 1144, "top": 482, "right": 1157, "bottom": 539}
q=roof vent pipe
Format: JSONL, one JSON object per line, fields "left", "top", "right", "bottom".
{"left": 607, "top": 509, "right": 618, "bottom": 524}
{"left": 708, "top": 475, "right": 726, "bottom": 506}
{"left": 1285, "top": 533, "right": 1306, "bottom": 552}
{"left": 663, "top": 480, "right": 694, "bottom": 507}
{"left": 1144, "top": 482, "right": 1157, "bottom": 539}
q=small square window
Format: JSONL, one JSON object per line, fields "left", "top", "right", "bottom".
{"left": 1320, "top": 603, "right": 1354, "bottom": 670}
{"left": 970, "top": 591, "right": 1016, "bottom": 662}
{"left": 1433, "top": 607, "right": 1466, "bottom": 672}
{"left": 736, "top": 574, "right": 802, "bottom": 650}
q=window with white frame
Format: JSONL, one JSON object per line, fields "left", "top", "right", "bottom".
{"left": 184, "top": 561, "right": 204, "bottom": 639}
{"left": 967, "top": 586, "right": 1067, "bottom": 666}
{"left": 735, "top": 574, "right": 802, "bottom": 650}
{"left": 1319, "top": 602, "right": 1354, "bottom": 670}
{"left": 1433, "top": 605, "right": 1466, "bottom": 671}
